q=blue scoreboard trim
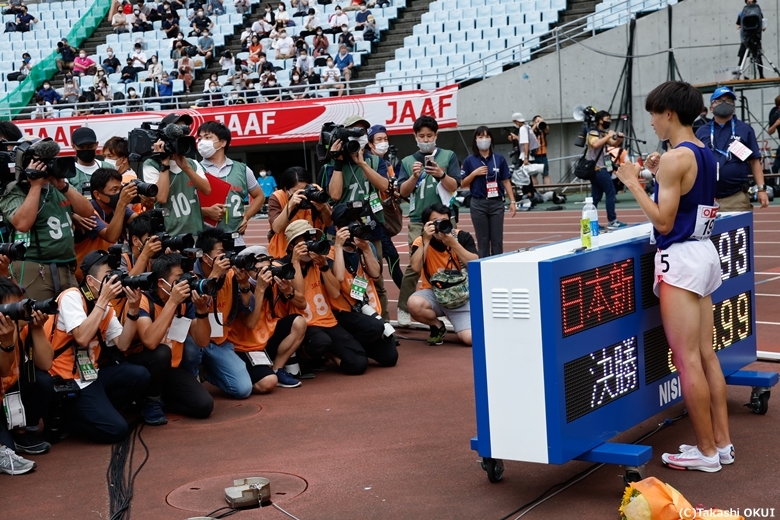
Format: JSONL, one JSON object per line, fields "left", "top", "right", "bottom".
{"left": 470, "top": 212, "right": 765, "bottom": 467}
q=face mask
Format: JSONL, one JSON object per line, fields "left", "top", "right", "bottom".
{"left": 128, "top": 90, "right": 136, "bottom": 95}
{"left": 292, "top": 75, "right": 299, "bottom": 81}
{"left": 601, "top": 121, "right": 611, "bottom": 130}
{"left": 102, "top": 191, "right": 121, "bottom": 209}
{"left": 316, "top": 31, "right": 322, "bottom": 35}
{"left": 160, "top": 278, "right": 173, "bottom": 297}
{"left": 76, "top": 149, "right": 96, "bottom": 163}
{"left": 476, "top": 138, "right": 491, "bottom": 151}
{"left": 361, "top": 5, "right": 367, "bottom": 10}
{"left": 108, "top": 52, "right": 114, "bottom": 57}
{"left": 134, "top": 10, "right": 140, "bottom": 14}
{"left": 417, "top": 140, "right": 436, "bottom": 154}
{"left": 374, "top": 142, "right": 389, "bottom": 155}
{"left": 357, "top": 135, "right": 369, "bottom": 149}
{"left": 79, "top": 54, "right": 86, "bottom": 58}
{"left": 209, "top": 86, "right": 217, "bottom": 92}
{"left": 342, "top": 27, "right": 348, "bottom": 32}
{"left": 24, "top": 57, "right": 30, "bottom": 63}
{"left": 713, "top": 102, "right": 735, "bottom": 118}
{"left": 197, "top": 139, "right": 219, "bottom": 159}
{"left": 43, "top": 84, "right": 50, "bottom": 89}
{"left": 280, "top": 33, "right": 287, "bottom": 38}
{"left": 327, "top": 62, "right": 333, "bottom": 67}
{"left": 103, "top": 157, "right": 118, "bottom": 168}
{"left": 259, "top": 170, "right": 267, "bottom": 177}
{"left": 269, "top": 81, "right": 276, "bottom": 86}
{"left": 198, "top": 12, "right": 204, "bottom": 16}
{"left": 177, "top": 34, "right": 184, "bottom": 39}
{"left": 66, "top": 83, "right": 74, "bottom": 88}
{"left": 336, "top": 9, "right": 341, "bottom": 13}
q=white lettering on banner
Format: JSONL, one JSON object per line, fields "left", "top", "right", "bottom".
{"left": 384, "top": 92, "right": 455, "bottom": 125}
{"left": 659, "top": 375, "right": 681, "bottom": 406}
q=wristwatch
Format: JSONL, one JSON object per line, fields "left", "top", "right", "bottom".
{"left": 0, "top": 344, "right": 14, "bottom": 352}
{"left": 239, "top": 285, "right": 252, "bottom": 293}
{"left": 319, "top": 264, "right": 330, "bottom": 272}
{"left": 756, "top": 184, "right": 767, "bottom": 192}
{"left": 126, "top": 313, "right": 139, "bottom": 321}
{"left": 195, "top": 312, "right": 209, "bottom": 319}
{"left": 160, "top": 164, "right": 171, "bottom": 172}
{"left": 58, "top": 183, "right": 70, "bottom": 194}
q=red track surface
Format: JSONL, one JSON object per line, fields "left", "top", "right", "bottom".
{"left": 2, "top": 206, "right": 779, "bottom": 519}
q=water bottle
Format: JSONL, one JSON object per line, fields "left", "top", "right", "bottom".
{"left": 586, "top": 197, "right": 599, "bottom": 249}
{"left": 581, "top": 197, "right": 593, "bottom": 250}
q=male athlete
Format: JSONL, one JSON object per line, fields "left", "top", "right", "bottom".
{"left": 616, "top": 81, "right": 732, "bottom": 473}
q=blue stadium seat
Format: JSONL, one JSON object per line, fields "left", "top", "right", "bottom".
{"left": 395, "top": 48, "right": 411, "bottom": 60}
{"left": 434, "top": 10, "right": 447, "bottom": 22}
{"left": 419, "top": 34, "right": 434, "bottom": 46}
{"left": 490, "top": 4, "right": 506, "bottom": 16}
{"left": 443, "top": 20, "right": 460, "bottom": 32}
{"left": 472, "top": 40, "right": 489, "bottom": 53}
{"left": 498, "top": 26, "right": 515, "bottom": 38}
{"left": 506, "top": 3, "right": 522, "bottom": 15}
{"left": 482, "top": 27, "right": 499, "bottom": 40}
{"left": 488, "top": 38, "right": 506, "bottom": 51}
{"left": 410, "top": 46, "right": 425, "bottom": 59}
{"left": 450, "top": 31, "right": 466, "bottom": 43}
{"left": 440, "top": 42, "right": 457, "bottom": 55}
{"left": 415, "top": 57, "right": 432, "bottom": 69}
{"left": 475, "top": 17, "right": 491, "bottom": 30}
{"left": 456, "top": 41, "right": 471, "bottom": 53}
{"left": 413, "top": 24, "right": 428, "bottom": 36}
{"left": 433, "top": 33, "right": 450, "bottom": 45}
{"left": 431, "top": 55, "right": 448, "bottom": 68}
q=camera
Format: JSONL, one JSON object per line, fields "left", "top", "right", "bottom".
{"left": 0, "top": 297, "right": 58, "bottom": 321}
{"left": 433, "top": 219, "right": 453, "bottom": 235}
{"left": 181, "top": 248, "right": 203, "bottom": 273}
{"left": 351, "top": 302, "right": 395, "bottom": 338}
{"left": 9, "top": 138, "right": 77, "bottom": 183}
{"left": 0, "top": 241, "right": 26, "bottom": 261}
{"left": 158, "top": 232, "right": 195, "bottom": 252}
{"left": 125, "top": 179, "right": 159, "bottom": 203}
{"left": 316, "top": 122, "right": 365, "bottom": 161}
{"left": 306, "top": 239, "right": 331, "bottom": 256}
{"left": 298, "top": 184, "right": 329, "bottom": 209}
{"left": 230, "top": 252, "right": 258, "bottom": 270}
{"left": 346, "top": 221, "right": 372, "bottom": 241}
{"left": 177, "top": 272, "right": 218, "bottom": 296}
{"left": 105, "top": 244, "right": 158, "bottom": 291}
{"left": 127, "top": 120, "right": 197, "bottom": 161}
{"left": 267, "top": 259, "right": 295, "bottom": 280}
{"left": 537, "top": 121, "right": 547, "bottom": 132}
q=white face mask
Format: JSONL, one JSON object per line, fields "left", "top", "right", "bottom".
{"left": 360, "top": 5, "right": 367, "bottom": 10}
{"left": 209, "top": 86, "right": 217, "bottom": 92}
{"left": 269, "top": 81, "right": 276, "bottom": 86}
{"left": 374, "top": 142, "right": 389, "bottom": 155}
{"left": 357, "top": 135, "right": 369, "bottom": 149}
{"left": 259, "top": 170, "right": 267, "bottom": 177}
{"left": 292, "top": 75, "right": 299, "bottom": 81}
{"left": 197, "top": 139, "right": 220, "bottom": 159}
{"left": 417, "top": 140, "right": 436, "bottom": 154}
{"left": 476, "top": 138, "right": 491, "bottom": 151}
{"left": 79, "top": 54, "right": 86, "bottom": 58}
{"left": 103, "top": 157, "right": 118, "bottom": 168}
{"left": 108, "top": 52, "right": 113, "bottom": 57}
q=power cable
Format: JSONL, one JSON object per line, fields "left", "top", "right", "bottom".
{"left": 107, "top": 421, "right": 149, "bottom": 520}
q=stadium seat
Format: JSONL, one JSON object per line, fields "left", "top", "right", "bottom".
{"left": 443, "top": 20, "right": 460, "bottom": 32}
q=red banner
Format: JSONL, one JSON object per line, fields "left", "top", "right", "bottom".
{"left": 15, "top": 85, "right": 458, "bottom": 154}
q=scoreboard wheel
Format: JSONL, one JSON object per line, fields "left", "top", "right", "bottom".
{"left": 482, "top": 457, "right": 504, "bottom": 483}
{"left": 745, "top": 388, "right": 770, "bottom": 415}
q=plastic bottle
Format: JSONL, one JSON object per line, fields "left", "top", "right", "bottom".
{"left": 587, "top": 197, "right": 599, "bottom": 249}
{"left": 581, "top": 197, "right": 593, "bottom": 250}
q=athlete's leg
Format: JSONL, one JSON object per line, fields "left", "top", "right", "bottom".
{"left": 697, "top": 294, "right": 731, "bottom": 449}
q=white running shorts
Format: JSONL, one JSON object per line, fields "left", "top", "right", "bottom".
{"left": 653, "top": 240, "right": 722, "bottom": 298}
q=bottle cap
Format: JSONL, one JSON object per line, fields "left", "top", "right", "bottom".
{"left": 584, "top": 197, "right": 593, "bottom": 203}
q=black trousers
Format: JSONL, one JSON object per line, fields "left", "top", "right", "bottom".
{"left": 66, "top": 363, "right": 150, "bottom": 444}
{"left": 334, "top": 310, "right": 398, "bottom": 367}
{"left": 304, "top": 325, "right": 368, "bottom": 375}
{"left": 0, "top": 368, "right": 54, "bottom": 448}
{"left": 126, "top": 346, "right": 172, "bottom": 398}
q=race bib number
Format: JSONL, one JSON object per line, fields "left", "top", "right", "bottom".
{"left": 727, "top": 140, "right": 752, "bottom": 162}
{"left": 168, "top": 317, "right": 192, "bottom": 344}
{"left": 350, "top": 275, "right": 369, "bottom": 301}
{"left": 690, "top": 204, "right": 718, "bottom": 240}
{"left": 486, "top": 181, "right": 499, "bottom": 199}
{"left": 247, "top": 351, "right": 273, "bottom": 366}
{"left": 2, "top": 391, "right": 26, "bottom": 430}
{"left": 368, "top": 191, "right": 383, "bottom": 214}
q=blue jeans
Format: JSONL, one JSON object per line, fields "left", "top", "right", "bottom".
{"left": 591, "top": 168, "right": 617, "bottom": 223}
{"left": 202, "top": 340, "right": 252, "bottom": 399}
{"left": 179, "top": 336, "right": 204, "bottom": 377}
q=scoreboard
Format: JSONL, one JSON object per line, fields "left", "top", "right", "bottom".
{"left": 469, "top": 212, "right": 777, "bottom": 474}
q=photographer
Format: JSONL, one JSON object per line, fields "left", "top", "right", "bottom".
{"left": 55, "top": 39, "right": 76, "bottom": 73}
{"left": 46, "top": 251, "right": 149, "bottom": 443}
{"left": 229, "top": 246, "right": 307, "bottom": 391}
{"left": 284, "top": 220, "right": 368, "bottom": 376}
{"left": 70, "top": 127, "right": 115, "bottom": 196}
{"left": 737, "top": 0, "right": 766, "bottom": 78}
{"left": 396, "top": 115, "right": 460, "bottom": 327}
{"left": 197, "top": 122, "right": 265, "bottom": 251}
{"left": 587, "top": 110, "right": 626, "bottom": 230}
{"left": 124, "top": 253, "right": 213, "bottom": 424}
{"left": 124, "top": 212, "right": 164, "bottom": 275}
{"left": 0, "top": 146, "right": 96, "bottom": 300}
{"left": 407, "top": 203, "right": 477, "bottom": 346}
{"left": 0, "top": 278, "right": 55, "bottom": 464}
{"left": 268, "top": 166, "right": 332, "bottom": 258}
{"left": 142, "top": 113, "right": 212, "bottom": 237}
{"left": 531, "top": 115, "right": 551, "bottom": 186}
{"left": 193, "top": 228, "right": 255, "bottom": 399}
{"left": 325, "top": 115, "right": 390, "bottom": 321}
{"left": 330, "top": 205, "right": 398, "bottom": 368}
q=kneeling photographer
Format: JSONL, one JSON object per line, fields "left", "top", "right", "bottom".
{"left": 124, "top": 211, "right": 164, "bottom": 275}
{"left": 267, "top": 166, "right": 332, "bottom": 258}
{"left": 228, "top": 246, "right": 307, "bottom": 391}
{"left": 0, "top": 278, "right": 56, "bottom": 472}
{"left": 407, "top": 203, "right": 477, "bottom": 346}
{"left": 46, "top": 251, "right": 149, "bottom": 443}
{"left": 0, "top": 139, "right": 96, "bottom": 300}
{"left": 330, "top": 204, "right": 398, "bottom": 368}
{"left": 124, "top": 253, "right": 214, "bottom": 425}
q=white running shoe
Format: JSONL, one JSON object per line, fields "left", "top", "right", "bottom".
{"left": 678, "top": 443, "right": 735, "bottom": 465}
{"left": 662, "top": 445, "right": 721, "bottom": 473}
{"left": 0, "top": 446, "right": 36, "bottom": 475}
{"left": 397, "top": 309, "right": 412, "bottom": 327}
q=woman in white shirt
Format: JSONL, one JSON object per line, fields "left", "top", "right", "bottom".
{"left": 147, "top": 55, "right": 164, "bottom": 80}
{"left": 275, "top": 2, "right": 290, "bottom": 25}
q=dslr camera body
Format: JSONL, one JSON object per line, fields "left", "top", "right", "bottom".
{"left": 316, "top": 122, "right": 365, "bottom": 161}
{"left": 128, "top": 121, "right": 197, "bottom": 161}
{"left": 298, "top": 184, "right": 329, "bottom": 210}
{"left": 105, "top": 244, "right": 158, "bottom": 291}
{"left": 148, "top": 208, "right": 195, "bottom": 256}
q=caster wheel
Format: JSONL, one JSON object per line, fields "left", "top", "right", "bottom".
{"left": 744, "top": 388, "right": 770, "bottom": 415}
{"left": 482, "top": 457, "right": 504, "bottom": 483}
{"left": 623, "top": 465, "right": 646, "bottom": 486}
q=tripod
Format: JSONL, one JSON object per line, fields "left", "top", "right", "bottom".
{"left": 735, "top": 36, "right": 780, "bottom": 80}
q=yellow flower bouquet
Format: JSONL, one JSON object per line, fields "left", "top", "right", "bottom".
{"left": 619, "top": 477, "right": 744, "bottom": 520}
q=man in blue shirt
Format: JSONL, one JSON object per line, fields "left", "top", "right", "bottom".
{"left": 354, "top": 1, "right": 371, "bottom": 31}
{"left": 37, "top": 81, "right": 61, "bottom": 105}
{"left": 257, "top": 168, "right": 277, "bottom": 198}
{"left": 695, "top": 86, "right": 769, "bottom": 211}
{"left": 15, "top": 5, "right": 37, "bottom": 32}
{"left": 333, "top": 44, "right": 354, "bottom": 91}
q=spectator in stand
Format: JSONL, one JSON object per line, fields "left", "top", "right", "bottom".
{"left": 199, "top": 80, "right": 225, "bottom": 107}
{"left": 204, "top": 72, "right": 220, "bottom": 91}
{"left": 102, "top": 48, "right": 121, "bottom": 73}
{"left": 120, "top": 58, "right": 138, "bottom": 83}
{"left": 312, "top": 28, "right": 330, "bottom": 59}
{"left": 171, "top": 40, "right": 186, "bottom": 61}
{"left": 338, "top": 24, "right": 355, "bottom": 52}
{"left": 198, "top": 29, "right": 215, "bottom": 63}
{"left": 131, "top": 43, "right": 148, "bottom": 73}
{"left": 32, "top": 95, "right": 54, "bottom": 119}
{"left": 261, "top": 3, "right": 275, "bottom": 23}
{"left": 112, "top": 8, "right": 130, "bottom": 33}
{"left": 273, "top": 28, "right": 295, "bottom": 59}
{"left": 189, "top": 8, "right": 213, "bottom": 37}
{"left": 97, "top": 77, "right": 113, "bottom": 101}
{"left": 262, "top": 74, "right": 281, "bottom": 102}
{"left": 343, "top": 0, "right": 362, "bottom": 11}
{"left": 15, "top": 5, "right": 37, "bottom": 32}
{"left": 239, "top": 26, "right": 253, "bottom": 51}
{"left": 286, "top": 72, "right": 308, "bottom": 100}
{"left": 130, "top": 7, "right": 151, "bottom": 32}
{"left": 3, "top": 0, "right": 25, "bottom": 16}
{"left": 227, "top": 90, "right": 246, "bottom": 105}
{"left": 127, "top": 87, "right": 143, "bottom": 112}
{"left": 300, "top": 8, "right": 319, "bottom": 37}
{"left": 320, "top": 57, "right": 344, "bottom": 96}
{"left": 275, "top": 2, "right": 291, "bottom": 25}
{"left": 291, "top": 0, "right": 308, "bottom": 17}
{"left": 206, "top": 0, "right": 225, "bottom": 16}
{"left": 220, "top": 50, "right": 233, "bottom": 72}
{"left": 363, "top": 14, "right": 379, "bottom": 41}
{"left": 248, "top": 36, "right": 264, "bottom": 70}
{"left": 138, "top": 0, "right": 159, "bottom": 22}
{"left": 163, "top": 13, "right": 180, "bottom": 38}
{"left": 7, "top": 52, "right": 33, "bottom": 81}
{"left": 56, "top": 39, "right": 77, "bottom": 72}
{"left": 328, "top": 5, "right": 348, "bottom": 33}
{"left": 251, "top": 12, "right": 267, "bottom": 35}
{"left": 92, "top": 68, "right": 107, "bottom": 88}
{"left": 148, "top": 55, "right": 164, "bottom": 80}
{"left": 62, "top": 80, "right": 81, "bottom": 104}
{"left": 295, "top": 48, "right": 315, "bottom": 80}
{"left": 158, "top": 0, "right": 179, "bottom": 19}
{"left": 158, "top": 72, "right": 174, "bottom": 108}
{"left": 234, "top": 0, "right": 250, "bottom": 14}
{"left": 354, "top": 1, "right": 371, "bottom": 30}
{"left": 73, "top": 51, "right": 97, "bottom": 77}
{"left": 178, "top": 54, "right": 194, "bottom": 92}
{"left": 333, "top": 44, "right": 353, "bottom": 92}
{"left": 37, "top": 81, "right": 60, "bottom": 105}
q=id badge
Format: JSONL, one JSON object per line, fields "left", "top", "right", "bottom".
{"left": 486, "top": 181, "right": 499, "bottom": 198}
{"left": 2, "top": 391, "right": 26, "bottom": 430}
{"left": 168, "top": 316, "right": 192, "bottom": 344}
{"left": 408, "top": 193, "right": 416, "bottom": 212}
{"left": 76, "top": 350, "right": 97, "bottom": 382}
{"left": 350, "top": 275, "right": 369, "bottom": 301}
{"left": 208, "top": 312, "right": 224, "bottom": 338}
{"left": 368, "top": 191, "right": 383, "bottom": 214}
{"left": 605, "top": 157, "right": 614, "bottom": 171}
{"left": 247, "top": 351, "right": 273, "bottom": 366}
{"left": 727, "top": 140, "right": 752, "bottom": 162}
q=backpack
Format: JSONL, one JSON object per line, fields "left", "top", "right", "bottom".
{"left": 4, "top": 21, "right": 16, "bottom": 32}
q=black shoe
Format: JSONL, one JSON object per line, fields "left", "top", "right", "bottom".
{"left": 13, "top": 431, "right": 51, "bottom": 455}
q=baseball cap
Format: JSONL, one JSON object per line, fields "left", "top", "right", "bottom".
{"left": 161, "top": 112, "right": 194, "bottom": 126}
{"left": 80, "top": 250, "right": 109, "bottom": 279}
{"left": 367, "top": 124, "right": 387, "bottom": 141}
{"left": 72, "top": 127, "right": 97, "bottom": 146}
{"left": 343, "top": 115, "right": 370, "bottom": 129}
{"left": 331, "top": 203, "right": 352, "bottom": 227}
{"left": 240, "top": 245, "right": 270, "bottom": 261}
{"left": 511, "top": 112, "right": 524, "bottom": 122}
{"left": 710, "top": 87, "right": 736, "bottom": 103}
{"left": 284, "top": 220, "right": 322, "bottom": 246}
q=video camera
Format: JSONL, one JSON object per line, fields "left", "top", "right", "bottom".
{"left": 0, "top": 139, "right": 76, "bottom": 192}
{"left": 105, "top": 244, "right": 158, "bottom": 291}
{"left": 0, "top": 297, "right": 58, "bottom": 321}
{"left": 316, "top": 122, "right": 365, "bottom": 161}
{"left": 127, "top": 121, "right": 197, "bottom": 161}
{"left": 740, "top": 3, "right": 763, "bottom": 47}
{"left": 572, "top": 105, "right": 598, "bottom": 148}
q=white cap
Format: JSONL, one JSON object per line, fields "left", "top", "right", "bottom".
{"left": 584, "top": 197, "right": 593, "bottom": 203}
{"left": 511, "top": 112, "right": 524, "bottom": 122}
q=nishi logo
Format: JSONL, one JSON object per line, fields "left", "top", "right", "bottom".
{"left": 659, "top": 375, "right": 681, "bottom": 406}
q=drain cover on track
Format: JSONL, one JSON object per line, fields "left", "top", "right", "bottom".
{"left": 167, "top": 400, "right": 263, "bottom": 427}
{"left": 167, "top": 472, "right": 308, "bottom": 514}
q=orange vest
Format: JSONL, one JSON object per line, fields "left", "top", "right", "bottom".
{"left": 0, "top": 347, "right": 19, "bottom": 399}
{"left": 412, "top": 236, "right": 464, "bottom": 291}
{"left": 229, "top": 290, "right": 289, "bottom": 352}
{"left": 47, "top": 288, "right": 116, "bottom": 380}
{"left": 268, "top": 189, "right": 322, "bottom": 258}
{"left": 327, "top": 249, "right": 381, "bottom": 314}
{"left": 293, "top": 264, "right": 337, "bottom": 328}
{"left": 124, "top": 294, "right": 188, "bottom": 368}
{"left": 209, "top": 269, "right": 237, "bottom": 344}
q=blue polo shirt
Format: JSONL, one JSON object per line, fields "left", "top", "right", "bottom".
{"left": 334, "top": 52, "right": 353, "bottom": 71}
{"left": 460, "top": 152, "right": 511, "bottom": 199}
{"left": 258, "top": 175, "right": 277, "bottom": 197}
{"left": 695, "top": 116, "right": 760, "bottom": 199}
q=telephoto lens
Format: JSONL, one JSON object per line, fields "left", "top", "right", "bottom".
{"left": 231, "top": 253, "right": 257, "bottom": 270}
{"left": 344, "top": 140, "right": 361, "bottom": 154}
{"left": 178, "top": 273, "right": 219, "bottom": 297}
{"left": 347, "top": 222, "right": 373, "bottom": 241}
{"left": 303, "top": 184, "right": 329, "bottom": 203}
{"left": 269, "top": 260, "right": 295, "bottom": 280}
{"left": 434, "top": 219, "right": 453, "bottom": 235}
{"left": 30, "top": 298, "right": 59, "bottom": 315}
{"left": 128, "top": 180, "right": 159, "bottom": 203}
{"left": 306, "top": 239, "right": 331, "bottom": 256}
{"left": 160, "top": 233, "right": 195, "bottom": 251}
{"left": 0, "top": 241, "right": 27, "bottom": 262}
{"left": 0, "top": 300, "right": 33, "bottom": 321}
{"left": 121, "top": 272, "right": 158, "bottom": 291}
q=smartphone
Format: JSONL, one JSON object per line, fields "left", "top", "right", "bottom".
{"left": 424, "top": 154, "right": 435, "bottom": 168}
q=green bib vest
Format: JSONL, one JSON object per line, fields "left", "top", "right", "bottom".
{"left": 12, "top": 187, "right": 76, "bottom": 263}
{"left": 331, "top": 155, "right": 384, "bottom": 223}
{"left": 145, "top": 158, "right": 204, "bottom": 236}
{"left": 206, "top": 161, "right": 248, "bottom": 235}
{"left": 402, "top": 148, "right": 456, "bottom": 222}
{"left": 70, "top": 161, "right": 115, "bottom": 195}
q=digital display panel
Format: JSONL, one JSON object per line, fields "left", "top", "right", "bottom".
{"left": 643, "top": 291, "right": 753, "bottom": 385}
{"left": 712, "top": 227, "right": 750, "bottom": 281}
{"left": 560, "top": 259, "right": 635, "bottom": 337}
{"left": 564, "top": 337, "right": 639, "bottom": 422}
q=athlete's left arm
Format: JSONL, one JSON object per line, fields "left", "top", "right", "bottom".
{"left": 616, "top": 149, "right": 686, "bottom": 235}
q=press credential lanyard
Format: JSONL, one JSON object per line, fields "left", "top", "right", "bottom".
{"left": 483, "top": 155, "right": 500, "bottom": 198}
{"left": 710, "top": 118, "right": 736, "bottom": 160}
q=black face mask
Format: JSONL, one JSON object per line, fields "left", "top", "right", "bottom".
{"left": 601, "top": 121, "right": 610, "bottom": 130}
{"left": 102, "top": 191, "right": 120, "bottom": 209}
{"left": 76, "top": 149, "right": 96, "bottom": 163}
{"left": 429, "top": 237, "right": 448, "bottom": 252}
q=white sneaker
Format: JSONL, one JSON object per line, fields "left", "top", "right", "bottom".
{"left": 0, "top": 446, "right": 36, "bottom": 475}
{"left": 397, "top": 309, "right": 411, "bottom": 327}
{"left": 679, "top": 443, "right": 735, "bottom": 465}
{"left": 662, "top": 445, "right": 721, "bottom": 473}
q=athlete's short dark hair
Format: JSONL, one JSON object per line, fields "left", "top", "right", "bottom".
{"left": 645, "top": 81, "right": 704, "bottom": 126}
